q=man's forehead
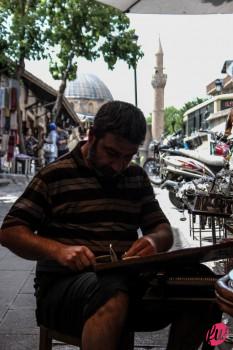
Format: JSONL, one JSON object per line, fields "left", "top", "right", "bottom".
{"left": 101, "top": 133, "right": 138, "bottom": 151}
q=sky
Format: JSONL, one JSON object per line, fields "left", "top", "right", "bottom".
{"left": 25, "top": 13, "right": 233, "bottom": 118}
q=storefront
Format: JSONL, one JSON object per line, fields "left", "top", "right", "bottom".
{"left": 0, "top": 70, "right": 81, "bottom": 173}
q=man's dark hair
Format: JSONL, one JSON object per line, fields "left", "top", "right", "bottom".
{"left": 93, "top": 101, "right": 146, "bottom": 144}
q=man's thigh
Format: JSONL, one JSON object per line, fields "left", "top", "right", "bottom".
{"left": 35, "top": 271, "right": 131, "bottom": 336}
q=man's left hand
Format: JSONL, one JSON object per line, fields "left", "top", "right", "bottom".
{"left": 123, "top": 236, "right": 157, "bottom": 258}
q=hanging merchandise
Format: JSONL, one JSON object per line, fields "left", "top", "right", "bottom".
{"left": 1, "top": 133, "right": 9, "bottom": 154}
{"left": 9, "top": 87, "right": 17, "bottom": 112}
{"left": 0, "top": 89, "right": 4, "bottom": 109}
{"left": 4, "top": 107, "right": 10, "bottom": 117}
{"left": 0, "top": 109, "right": 5, "bottom": 129}
{"left": 7, "top": 131, "right": 16, "bottom": 161}
{"left": 10, "top": 111, "right": 17, "bottom": 130}
{"left": 4, "top": 115, "right": 10, "bottom": 132}
{"left": 9, "top": 78, "right": 19, "bottom": 89}
{"left": 0, "top": 88, "right": 9, "bottom": 109}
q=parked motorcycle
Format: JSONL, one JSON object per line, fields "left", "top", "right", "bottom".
{"left": 143, "top": 130, "right": 184, "bottom": 185}
{"left": 165, "top": 168, "right": 233, "bottom": 214}
{"left": 144, "top": 130, "right": 229, "bottom": 209}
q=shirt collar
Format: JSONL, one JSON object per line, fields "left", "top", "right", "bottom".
{"left": 71, "top": 141, "right": 88, "bottom": 168}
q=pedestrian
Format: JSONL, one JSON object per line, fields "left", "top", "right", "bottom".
{"left": 57, "top": 124, "right": 69, "bottom": 157}
{"left": 43, "top": 122, "right": 58, "bottom": 164}
{"left": 25, "top": 128, "right": 38, "bottom": 157}
{"left": 0, "top": 101, "right": 221, "bottom": 350}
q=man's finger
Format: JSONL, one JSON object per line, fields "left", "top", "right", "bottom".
{"left": 125, "top": 240, "right": 147, "bottom": 257}
{"left": 79, "top": 253, "right": 92, "bottom": 266}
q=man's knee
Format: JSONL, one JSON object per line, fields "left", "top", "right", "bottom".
{"left": 96, "top": 291, "right": 128, "bottom": 318}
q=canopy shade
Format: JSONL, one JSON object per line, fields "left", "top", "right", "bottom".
{"left": 97, "top": 0, "right": 233, "bottom": 14}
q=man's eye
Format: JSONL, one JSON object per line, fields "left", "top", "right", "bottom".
{"left": 107, "top": 151, "right": 118, "bottom": 157}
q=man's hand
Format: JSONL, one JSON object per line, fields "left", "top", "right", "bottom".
{"left": 57, "top": 245, "right": 96, "bottom": 271}
{"left": 123, "top": 223, "right": 173, "bottom": 259}
{"left": 0, "top": 226, "right": 96, "bottom": 272}
{"left": 123, "top": 236, "right": 157, "bottom": 259}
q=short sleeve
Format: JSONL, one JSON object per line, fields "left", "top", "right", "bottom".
{"left": 1, "top": 175, "right": 51, "bottom": 231}
{"left": 139, "top": 170, "right": 170, "bottom": 234}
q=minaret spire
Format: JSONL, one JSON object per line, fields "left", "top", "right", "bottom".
{"left": 151, "top": 38, "right": 167, "bottom": 140}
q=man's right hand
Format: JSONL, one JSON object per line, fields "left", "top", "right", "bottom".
{"left": 0, "top": 226, "right": 96, "bottom": 272}
{"left": 56, "top": 245, "right": 96, "bottom": 271}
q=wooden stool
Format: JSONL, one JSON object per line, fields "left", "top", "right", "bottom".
{"left": 39, "top": 325, "right": 134, "bottom": 350}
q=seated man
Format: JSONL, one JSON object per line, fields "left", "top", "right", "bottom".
{"left": 0, "top": 101, "right": 221, "bottom": 350}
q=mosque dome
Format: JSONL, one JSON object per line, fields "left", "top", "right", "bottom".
{"left": 65, "top": 73, "right": 113, "bottom": 101}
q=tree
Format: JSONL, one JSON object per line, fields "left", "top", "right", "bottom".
{"left": 164, "top": 97, "right": 208, "bottom": 135}
{"left": 164, "top": 106, "right": 183, "bottom": 135}
{"left": 44, "top": 0, "right": 143, "bottom": 121}
{"left": 0, "top": 0, "right": 143, "bottom": 149}
{"left": 146, "top": 113, "right": 152, "bottom": 126}
{"left": 0, "top": 0, "right": 48, "bottom": 152}
{"left": 180, "top": 97, "right": 207, "bottom": 115}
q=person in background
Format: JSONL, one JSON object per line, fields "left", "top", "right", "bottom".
{"left": 25, "top": 128, "right": 38, "bottom": 157}
{"left": 44, "top": 122, "right": 58, "bottom": 164}
{"left": 0, "top": 101, "right": 221, "bottom": 350}
{"left": 57, "top": 124, "right": 69, "bottom": 157}
{"left": 224, "top": 108, "right": 233, "bottom": 137}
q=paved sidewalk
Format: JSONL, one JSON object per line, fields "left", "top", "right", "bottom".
{"left": 0, "top": 179, "right": 230, "bottom": 349}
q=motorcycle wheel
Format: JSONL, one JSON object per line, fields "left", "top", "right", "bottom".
{"left": 143, "top": 158, "right": 163, "bottom": 186}
{"left": 168, "top": 190, "right": 184, "bottom": 210}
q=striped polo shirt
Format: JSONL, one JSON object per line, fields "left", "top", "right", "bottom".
{"left": 1, "top": 141, "right": 169, "bottom": 272}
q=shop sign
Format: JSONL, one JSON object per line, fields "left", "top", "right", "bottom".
{"left": 221, "top": 100, "right": 233, "bottom": 109}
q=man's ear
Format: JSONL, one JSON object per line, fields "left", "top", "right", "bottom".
{"left": 87, "top": 127, "right": 95, "bottom": 143}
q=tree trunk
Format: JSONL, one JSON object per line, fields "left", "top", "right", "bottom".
{"left": 16, "top": 65, "right": 26, "bottom": 154}
{"left": 52, "top": 70, "right": 70, "bottom": 123}
{"left": 51, "top": 80, "right": 66, "bottom": 122}
{"left": 16, "top": 0, "right": 26, "bottom": 154}
{"left": 51, "top": 55, "right": 74, "bottom": 122}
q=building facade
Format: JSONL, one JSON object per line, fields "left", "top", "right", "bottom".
{"left": 0, "top": 69, "right": 80, "bottom": 172}
{"left": 184, "top": 60, "right": 233, "bottom": 137}
{"left": 184, "top": 94, "right": 233, "bottom": 136}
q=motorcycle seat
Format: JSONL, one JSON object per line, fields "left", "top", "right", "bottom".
{"left": 177, "top": 149, "right": 225, "bottom": 167}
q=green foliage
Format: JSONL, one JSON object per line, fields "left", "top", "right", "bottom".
{"left": 44, "top": 0, "right": 143, "bottom": 82}
{"left": 180, "top": 97, "right": 207, "bottom": 115}
{"left": 0, "top": 0, "right": 48, "bottom": 67}
{"left": 146, "top": 113, "right": 152, "bottom": 125}
{"left": 0, "top": 0, "right": 143, "bottom": 82}
{"left": 0, "top": 0, "right": 144, "bottom": 140}
{"left": 164, "top": 97, "right": 207, "bottom": 135}
{"left": 164, "top": 106, "right": 182, "bottom": 134}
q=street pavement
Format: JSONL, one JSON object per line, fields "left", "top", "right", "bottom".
{"left": 0, "top": 176, "right": 232, "bottom": 349}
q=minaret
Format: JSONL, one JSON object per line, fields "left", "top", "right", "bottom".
{"left": 151, "top": 38, "right": 167, "bottom": 140}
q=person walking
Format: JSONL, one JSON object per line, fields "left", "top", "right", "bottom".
{"left": 25, "top": 128, "right": 38, "bottom": 157}
{"left": 43, "top": 122, "right": 58, "bottom": 164}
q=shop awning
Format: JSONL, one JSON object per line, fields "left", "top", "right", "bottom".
{"left": 97, "top": 0, "right": 233, "bottom": 14}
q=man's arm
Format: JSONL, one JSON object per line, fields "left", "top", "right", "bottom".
{"left": 0, "top": 225, "right": 96, "bottom": 271}
{"left": 123, "top": 223, "right": 173, "bottom": 258}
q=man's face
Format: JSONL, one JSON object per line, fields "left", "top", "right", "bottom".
{"left": 87, "top": 132, "right": 139, "bottom": 178}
